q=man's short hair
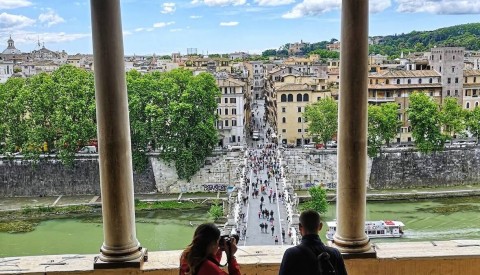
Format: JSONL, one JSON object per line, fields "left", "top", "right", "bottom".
{"left": 299, "top": 210, "right": 321, "bottom": 233}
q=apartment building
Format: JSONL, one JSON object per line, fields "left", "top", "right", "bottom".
{"left": 245, "top": 61, "right": 264, "bottom": 99}
{"left": 369, "top": 70, "right": 442, "bottom": 142}
{"left": 215, "top": 76, "right": 247, "bottom": 147}
{"left": 463, "top": 70, "right": 480, "bottom": 110}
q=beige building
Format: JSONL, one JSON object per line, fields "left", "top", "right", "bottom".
{"left": 463, "top": 70, "right": 480, "bottom": 110}
{"left": 184, "top": 57, "right": 232, "bottom": 73}
{"left": 369, "top": 70, "right": 442, "bottom": 142}
{"left": 215, "top": 76, "right": 248, "bottom": 146}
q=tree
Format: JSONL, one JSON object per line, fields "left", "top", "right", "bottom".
{"left": 466, "top": 107, "right": 480, "bottom": 144}
{"left": 262, "top": 49, "right": 277, "bottom": 57}
{"left": 367, "top": 105, "right": 383, "bottom": 157}
{"left": 208, "top": 200, "right": 224, "bottom": 220}
{"left": 0, "top": 78, "right": 29, "bottom": 155}
{"left": 408, "top": 92, "right": 446, "bottom": 153}
{"left": 128, "top": 69, "right": 219, "bottom": 180}
{"left": 367, "top": 103, "right": 401, "bottom": 157}
{"left": 440, "top": 97, "right": 466, "bottom": 142}
{"left": 304, "top": 97, "right": 338, "bottom": 148}
{"left": 301, "top": 186, "right": 328, "bottom": 214}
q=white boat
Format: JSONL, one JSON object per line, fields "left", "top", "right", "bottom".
{"left": 326, "top": 220, "right": 405, "bottom": 240}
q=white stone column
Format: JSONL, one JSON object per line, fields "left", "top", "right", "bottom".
{"left": 90, "top": 0, "right": 144, "bottom": 263}
{"left": 333, "top": 0, "right": 371, "bottom": 253}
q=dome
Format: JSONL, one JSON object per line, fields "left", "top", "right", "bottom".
{"left": 2, "top": 36, "right": 22, "bottom": 55}
{"left": 2, "top": 48, "right": 22, "bottom": 55}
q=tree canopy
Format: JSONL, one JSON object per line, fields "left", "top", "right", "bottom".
{"left": 303, "top": 97, "right": 338, "bottom": 147}
{"left": 367, "top": 103, "right": 401, "bottom": 157}
{"left": 0, "top": 66, "right": 220, "bottom": 181}
{"left": 408, "top": 92, "right": 446, "bottom": 153}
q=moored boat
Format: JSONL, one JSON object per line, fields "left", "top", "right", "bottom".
{"left": 326, "top": 220, "right": 405, "bottom": 240}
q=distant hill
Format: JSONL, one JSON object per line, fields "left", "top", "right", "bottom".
{"left": 263, "top": 23, "right": 480, "bottom": 59}
{"left": 369, "top": 23, "right": 480, "bottom": 58}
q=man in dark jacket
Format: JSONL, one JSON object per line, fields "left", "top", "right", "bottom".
{"left": 279, "top": 210, "right": 347, "bottom": 275}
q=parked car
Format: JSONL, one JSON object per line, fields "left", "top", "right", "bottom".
{"left": 303, "top": 143, "right": 316, "bottom": 149}
{"left": 78, "top": 146, "right": 97, "bottom": 154}
{"left": 326, "top": 141, "right": 337, "bottom": 148}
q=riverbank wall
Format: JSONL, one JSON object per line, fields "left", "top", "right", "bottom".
{"left": 0, "top": 156, "right": 156, "bottom": 196}
{"left": 1, "top": 147, "right": 480, "bottom": 197}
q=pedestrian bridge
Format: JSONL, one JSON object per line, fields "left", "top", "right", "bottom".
{"left": 3, "top": 241, "right": 480, "bottom": 274}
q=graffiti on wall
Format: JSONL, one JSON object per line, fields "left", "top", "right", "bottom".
{"left": 202, "top": 184, "right": 227, "bottom": 192}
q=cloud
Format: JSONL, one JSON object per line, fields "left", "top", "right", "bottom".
{"left": 194, "top": 0, "right": 246, "bottom": 6}
{"left": 0, "top": 12, "right": 35, "bottom": 29}
{"left": 153, "top": 21, "right": 175, "bottom": 28}
{"left": 282, "top": 0, "right": 340, "bottom": 18}
{"left": 4, "top": 31, "right": 90, "bottom": 45}
{"left": 161, "top": 2, "right": 176, "bottom": 14}
{"left": 190, "top": 15, "right": 203, "bottom": 19}
{"left": 254, "top": 0, "right": 295, "bottom": 6}
{"left": 38, "top": 9, "right": 65, "bottom": 27}
{"left": 135, "top": 27, "right": 145, "bottom": 32}
{"left": 220, "top": 21, "right": 239, "bottom": 26}
{"left": 0, "top": 0, "right": 32, "bottom": 9}
{"left": 123, "top": 31, "right": 133, "bottom": 36}
{"left": 282, "top": 0, "right": 390, "bottom": 18}
{"left": 396, "top": 0, "right": 480, "bottom": 14}
{"left": 370, "top": 0, "right": 392, "bottom": 13}
{"left": 170, "top": 28, "right": 183, "bottom": 32}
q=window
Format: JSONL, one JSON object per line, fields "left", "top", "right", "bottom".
{"left": 298, "top": 129, "right": 302, "bottom": 133}
{"left": 297, "top": 107, "right": 302, "bottom": 112}
{"left": 317, "top": 97, "right": 321, "bottom": 101}
{"left": 452, "top": 67, "right": 455, "bottom": 73}
{"left": 282, "top": 107, "right": 286, "bottom": 113}
{"left": 225, "top": 108, "right": 229, "bottom": 115}
{"left": 218, "top": 108, "right": 221, "bottom": 115}
{"left": 224, "top": 87, "right": 228, "bottom": 94}
{"left": 216, "top": 98, "right": 221, "bottom": 103}
{"left": 466, "top": 102, "right": 470, "bottom": 109}
{"left": 304, "top": 129, "right": 308, "bottom": 132}
{"left": 408, "top": 79, "right": 411, "bottom": 84}
{"left": 455, "top": 78, "right": 459, "bottom": 84}
{"left": 476, "top": 102, "right": 479, "bottom": 108}
{"left": 225, "top": 120, "right": 229, "bottom": 126}
{"left": 230, "top": 98, "right": 236, "bottom": 103}
{"left": 298, "top": 117, "right": 302, "bottom": 123}
{"left": 224, "top": 98, "right": 228, "bottom": 103}
{"left": 231, "top": 135, "right": 235, "bottom": 142}
{"left": 419, "top": 78, "right": 422, "bottom": 84}
{"left": 232, "top": 120, "right": 237, "bottom": 126}
{"left": 281, "top": 94, "right": 287, "bottom": 102}
{"left": 448, "top": 78, "right": 451, "bottom": 84}
{"left": 232, "top": 108, "right": 236, "bottom": 115}
{"left": 455, "top": 90, "right": 458, "bottom": 96}
{"left": 397, "top": 79, "right": 400, "bottom": 85}
{"left": 475, "top": 77, "right": 477, "bottom": 83}
{"left": 282, "top": 117, "right": 286, "bottom": 123}
{"left": 288, "top": 94, "right": 293, "bottom": 102}
{"left": 376, "top": 79, "right": 379, "bottom": 84}
{"left": 430, "top": 91, "right": 433, "bottom": 96}
{"left": 282, "top": 129, "right": 286, "bottom": 133}
{"left": 429, "top": 78, "right": 433, "bottom": 84}
{"left": 297, "top": 94, "right": 303, "bottom": 102}
{"left": 386, "top": 79, "right": 389, "bottom": 84}
{"left": 303, "top": 94, "right": 309, "bottom": 101}
{"left": 439, "top": 66, "right": 442, "bottom": 72}
{"left": 447, "top": 90, "right": 451, "bottom": 96}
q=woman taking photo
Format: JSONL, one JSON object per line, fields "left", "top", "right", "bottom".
{"left": 180, "top": 223, "right": 241, "bottom": 275}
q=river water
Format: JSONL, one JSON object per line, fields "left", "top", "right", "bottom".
{"left": 1, "top": 197, "right": 480, "bottom": 257}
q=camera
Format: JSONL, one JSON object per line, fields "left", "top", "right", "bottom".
{"left": 219, "top": 234, "right": 239, "bottom": 247}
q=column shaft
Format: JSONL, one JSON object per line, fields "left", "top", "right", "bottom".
{"left": 90, "top": 0, "right": 142, "bottom": 262}
{"left": 333, "top": 0, "right": 371, "bottom": 253}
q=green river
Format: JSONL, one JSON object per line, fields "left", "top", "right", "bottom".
{"left": 1, "top": 197, "right": 480, "bottom": 257}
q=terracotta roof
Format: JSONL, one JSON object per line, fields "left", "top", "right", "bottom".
{"left": 371, "top": 70, "right": 440, "bottom": 78}
{"left": 216, "top": 78, "right": 245, "bottom": 87}
{"left": 276, "top": 83, "right": 312, "bottom": 91}
{"left": 464, "top": 70, "right": 480, "bottom": 77}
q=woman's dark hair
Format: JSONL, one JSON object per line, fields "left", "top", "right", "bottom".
{"left": 181, "top": 223, "right": 221, "bottom": 275}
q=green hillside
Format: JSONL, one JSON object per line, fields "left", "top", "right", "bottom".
{"left": 369, "top": 23, "right": 480, "bottom": 58}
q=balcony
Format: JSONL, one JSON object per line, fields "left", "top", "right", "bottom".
{"left": 368, "top": 97, "right": 395, "bottom": 103}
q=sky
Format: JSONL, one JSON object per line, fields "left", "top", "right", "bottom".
{"left": 0, "top": 0, "right": 479, "bottom": 56}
